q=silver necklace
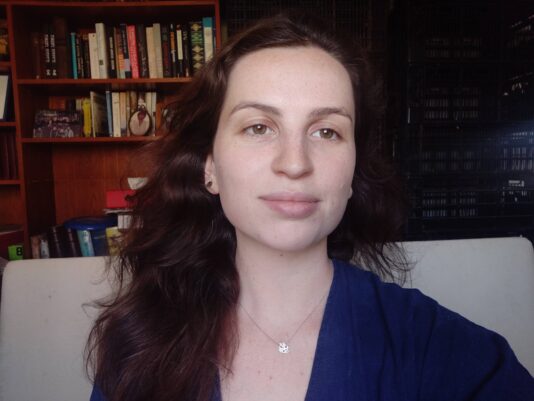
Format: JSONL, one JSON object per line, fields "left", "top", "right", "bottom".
{"left": 239, "top": 288, "right": 330, "bottom": 354}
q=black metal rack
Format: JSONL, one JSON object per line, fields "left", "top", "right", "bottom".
{"left": 392, "top": 0, "right": 534, "bottom": 242}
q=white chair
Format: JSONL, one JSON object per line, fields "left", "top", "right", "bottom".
{"left": 0, "top": 237, "right": 533, "bottom": 401}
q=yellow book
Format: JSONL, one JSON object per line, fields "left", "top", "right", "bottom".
{"left": 81, "top": 97, "right": 92, "bottom": 137}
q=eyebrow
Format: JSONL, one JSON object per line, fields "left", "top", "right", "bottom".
{"left": 229, "top": 101, "right": 353, "bottom": 123}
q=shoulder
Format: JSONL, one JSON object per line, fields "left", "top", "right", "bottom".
{"left": 331, "top": 259, "right": 534, "bottom": 399}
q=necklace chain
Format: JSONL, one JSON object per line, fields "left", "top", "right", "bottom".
{"left": 239, "top": 287, "right": 330, "bottom": 354}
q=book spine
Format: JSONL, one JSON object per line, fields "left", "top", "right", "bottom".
{"left": 105, "top": 90, "right": 113, "bottom": 137}
{"left": 160, "top": 24, "right": 172, "bottom": 78}
{"left": 112, "top": 91, "right": 121, "bottom": 137}
{"left": 88, "top": 32, "right": 99, "bottom": 79}
{"left": 149, "top": 91, "right": 157, "bottom": 135}
{"left": 146, "top": 26, "right": 157, "bottom": 79}
{"left": 70, "top": 32, "right": 78, "bottom": 79}
{"left": 95, "top": 23, "right": 109, "bottom": 79}
{"left": 65, "top": 227, "right": 81, "bottom": 257}
{"left": 75, "top": 33, "right": 84, "bottom": 79}
{"left": 202, "top": 17, "right": 214, "bottom": 63}
{"left": 175, "top": 24, "right": 184, "bottom": 77}
{"left": 43, "top": 26, "right": 51, "bottom": 78}
{"left": 48, "top": 24, "right": 58, "bottom": 78}
{"left": 77, "top": 229, "right": 95, "bottom": 257}
{"left": 127, "top": 25, "right": 139, "bottom": 79}
{"left": 119, "top": 91, "right": 127, "bottom": 136}
{"left": 169, "top": 23, "right": 177, "bottom": 77}
{"left": 82, "top": 97, "right": 91, "bottom": 137}
{"left": 181, "top": 24, "right": 191, "bottom": 77}
{"left": 106, "top": 25, "right": 117, "bottom": 79}
{"left": 82, "top": 33, "right": 91, "bottom": 79}
{"left": 152, "top": 23, "right": 163, "bottom": 78}
{"left": 114, "top": 27, "right": 125, "bottom": 79}
{"left": 189, "top": 21, "right": 204, "bottom": 74}
{"left": 136, "top": 24, "right": 149, "bottom": 78}
{"left": 125, "top": 90, "right": 131, "bottom": 135}
{"left": 120, "top": 24, "right": 131, "bottom": 78}
{"left": 91, "top": 229, "right": 109, "bottom": 256}
{"left": 53, "top": 17, "right": 69, "bottom": 78}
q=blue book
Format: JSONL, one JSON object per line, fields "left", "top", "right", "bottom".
{"left": 105, "top": 90, "right": 113, "bottom": 136}
{"left": 76, "top": 229, "right": 94, "bottom": 257}
{"left": 70, "top": 32, "right": 78, "bottom": 79}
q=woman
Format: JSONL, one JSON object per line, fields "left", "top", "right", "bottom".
{"left": 87, "top": 12, "right": 533, "bottom": 401}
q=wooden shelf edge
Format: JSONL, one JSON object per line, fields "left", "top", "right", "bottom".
{"left": 21, "top": 136, "right": 161, "bottom": 144}
{"left": 0, "top": 179, "right": 21, "bottom": 186}
{"left": 0, "top": 121, "right": 16, "bottom": 127}
{"left": 17, "top": 77, "right": 192, "bottom": 85}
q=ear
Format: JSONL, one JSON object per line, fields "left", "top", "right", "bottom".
{"left": 204, "top": 154, "right": 219, "bottom": 194}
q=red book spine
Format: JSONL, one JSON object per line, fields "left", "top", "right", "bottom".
{"left": 127, "top": 25, "right": 139, "bottom": 79}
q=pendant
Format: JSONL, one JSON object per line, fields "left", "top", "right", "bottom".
{"left": 278, "top": 342, "right": 289, "bottom": 353}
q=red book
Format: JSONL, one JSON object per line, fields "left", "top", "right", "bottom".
{"left": 106, "top": 190, "right": 135, "bottom": 209}
{"left": 127, "top": 25, "right": 139, "bottom": 79}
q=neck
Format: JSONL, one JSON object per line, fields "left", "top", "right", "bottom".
{"left": 235, "top": 234, "right": 333, "bottom": 324}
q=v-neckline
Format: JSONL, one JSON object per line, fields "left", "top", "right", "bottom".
{"left": 213, "top": 260, "right": 340, "bottom": 401}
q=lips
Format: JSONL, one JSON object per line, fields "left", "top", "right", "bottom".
{"left": 259, "top": 192, "right": 320, "bottom": 219}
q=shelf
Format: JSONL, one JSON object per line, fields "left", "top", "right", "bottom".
{"left": 21, "top": 136, "right": 161, "bottom": 144}
{"left": 0, "top": 61, "right": 11, "bottom": 70}
{"left": 0, "top": 180, "right": 20, "bottom": 186}
{"left": 17, "top": 78, "right": 193, "bottom": 85}
{"left": 0, "top": 121, "right": 16, "bottom": 127}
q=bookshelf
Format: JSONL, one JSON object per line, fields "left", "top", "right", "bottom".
{"left": 391, "top": 0, "right": 534, "bottom": 241}
{"left": 0, "top": 0, "right": 221, "bottom": 256}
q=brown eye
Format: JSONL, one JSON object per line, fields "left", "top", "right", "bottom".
{"left": 311, "top": 128, "right": 338, "bottom": 140}
{"left": 244, "top": 124, "right": 273, "bottom": 136}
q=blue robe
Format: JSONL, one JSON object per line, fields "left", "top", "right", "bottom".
{"left": 91, "top": 259, "right": 534, "bottom": 401}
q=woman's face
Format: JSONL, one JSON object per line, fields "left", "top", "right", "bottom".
{"left": 206, "top": 46, "right": 356, "bottom": 254}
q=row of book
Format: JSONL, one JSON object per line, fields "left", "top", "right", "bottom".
{"left": 32, "top": 17, "right": 215, "bottom": 80}
{"left": 0, "top": 132, "right": 17, "bottom": 179}
{"left": 31, "top": 216, "right": 121, "bottom": 259}
{"left": 33, "top": 90, "right": 157, "bottom": 138}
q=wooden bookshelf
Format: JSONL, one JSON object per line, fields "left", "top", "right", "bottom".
{"left": 0, "top": 0, "right": 221, "bottom": 256}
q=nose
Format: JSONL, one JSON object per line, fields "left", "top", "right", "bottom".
{"left": 271, "top": 133, "right": 313, "bottom": 179}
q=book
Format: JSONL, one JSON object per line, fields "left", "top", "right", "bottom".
{"left": 114, "top": 26, "right": 125, "bottom": 79}
{"left": 90, "top": 91, "right": 109, "bottom": 137}
{"left": 82, "top": 33, "right": 91, "bottom": 79}
{"left": 146, "top": 26, "right": 157, "bottom": 79}
{"left": 175, "top": 24, "right": 184, "bottom": 77}
{"left": 81, "top": 97, "right": 92, "bottom": 137}
{"left": 69, "top": 32, "right": 78, "bottom": 79}
{"left": 119, "top": 23, "right": 131, "bottom": 78}
{"left": 112, "top": 91, "right": 120, "bottom": 137}
{"left": 189, "top": 21, "right": 204, "bottom": 73}
{"left": 0, "top": 19, "right": 8, "bottom": 61}
{"left": 95, "top": 23, "right": 108, "bottom": 79}
{"left": 74, "top": 33, "right": 84, "bottom": 79}
{"left": 33, "top": 109, "right": 83, "bottom": 138}
{"left": 160, "top": 24, "right": 172, "bottom": 77}
{"left": 105, "top": 90, "right": 113, "bottom": 137}
{"left": 153, "top": 23, "right": 163, "bottom": 78}
{"left": 169, "top": 23, "right": 177, "bottom": 77}
{"left": 127, "top": 25, "right": 139, "bottom": 79}
{"left": 106, "top": 25, "right": 117, "bottom": 79}
{"left": 119, "top": 91, "right": 127, "bottom": 136}
{"left": 0, "top": 74, "right": 11, "bottom": 121}
{"left": 48, "top": 23, "right": 58, "bottom": 78}
{"left": 43, "top": 25, "right": 51, "bottom": 78}
{"left": 105, "top": 227, "right": 121, "bottom": 256}
{"left": 47, "top": 225, "right": 69, "bottom": 258}
{"left": 53, "top": 17, "right": 70, "bottom": 78}
{"left": 202, "top": 17, "right": 214, "bottom": 63}
{"left": 181, "top": 24, "right": 191, "bottom": 77}
{"left": 88, "top": 32, "right": 99, "bottom": 79}
{"left": 136, "top": 24, "right": 149, "bottom": 78}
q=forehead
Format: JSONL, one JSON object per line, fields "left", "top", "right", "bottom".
{"left": 223, "top": 46, "right": 355, "bottom": 116}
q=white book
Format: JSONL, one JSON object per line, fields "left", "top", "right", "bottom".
{"left": 202, "top": 17, "right": 214, "bottom": 62}
{"left": 95, "top": 23, "right": 108, "bottom": 79}
{"left": 88, "top": 33, "right": 100, "bottom": 79}
{"left": 146, "top": 27, "right": 157, "bottom": 79}
{"left": 0, "top": 75, "right": 9, "bottom": 119}
{"left": 176, "top": 26, "right": 184, "bottom": 68}
{"left": 112, "top": 92, "right": 121, "bottom": 137}
{"left": 152, "top": 23, "right": 163, "bottom": 78}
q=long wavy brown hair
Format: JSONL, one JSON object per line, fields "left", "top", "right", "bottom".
{"left": 86, "top": 12, "right": 408, "bottom": 401}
